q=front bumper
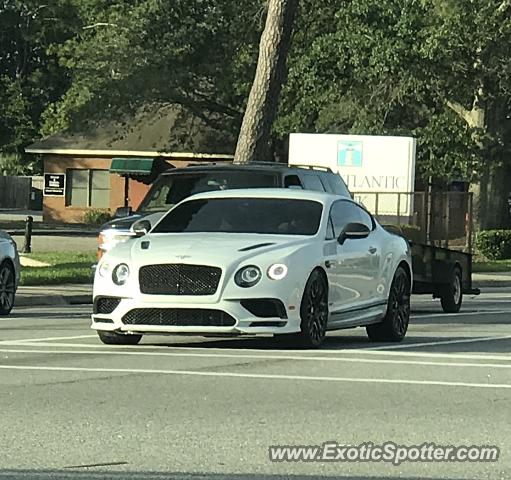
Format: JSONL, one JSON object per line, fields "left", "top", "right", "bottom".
{"left": 91, "top": 296, "right": 302, "bottom": 336}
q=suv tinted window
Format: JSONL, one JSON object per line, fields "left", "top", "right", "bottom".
{"left": 300, "top": 174, "right": 325, "bottom": 192}
{"left": 326, "top": 173, "right": 350, "bottom": 197}
{"left": 153, "top": 198, "right": 323, "bottom": 236}
{"left": 284, "top": 175, "right": 303, "bottom": 188}
{"left": 139, "top": 171, "right": 279, "bottom": 212}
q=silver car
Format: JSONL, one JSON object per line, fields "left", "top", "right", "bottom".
{"left": 0, "top": 230, "right": 20, "bottom": 315}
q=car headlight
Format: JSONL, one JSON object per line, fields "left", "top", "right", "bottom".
{"left": 112, "top": 263, "right": 130, "bottom": 285}
{"left": 235, "top": 265, "right": 262, "bottom": 288}
{"left": 98, "top": 261, "right": 111, "bottom": 278}
{"left": 267, "top": 263, "right": 288, "bottom": 280}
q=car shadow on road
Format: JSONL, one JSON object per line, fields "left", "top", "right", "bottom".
{"left": 141, "top": 331, "right": 511, "bottom": 355}
{"left": 0, "top": 470, "right": 472, "bottom": 480}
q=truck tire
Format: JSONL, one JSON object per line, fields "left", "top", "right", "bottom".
{"left": 97, "top": 331, "right": 142, "bottom": 345}
{"left": 440, "top": 266, "right": 462, "bottom": 313}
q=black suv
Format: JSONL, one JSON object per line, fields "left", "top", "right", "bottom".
{"left": 98, "top": 162, "right": 350, "bottom": 257}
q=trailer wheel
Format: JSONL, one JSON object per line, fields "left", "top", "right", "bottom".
{"left": 440, "top": 266, "right": 463, "bottom": 313}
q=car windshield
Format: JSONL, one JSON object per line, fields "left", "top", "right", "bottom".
{"left": 138, "top": 171, "right": 279, "bottom": 213}
{"left": 152, "top": 198, "right": 323, "bottom": 236}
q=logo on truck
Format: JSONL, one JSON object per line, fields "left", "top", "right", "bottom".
{"left": 337, "top": 140, "right": 363, "bottom": 167}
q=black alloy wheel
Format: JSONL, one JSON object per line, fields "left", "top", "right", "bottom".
{"left": 297, "top": 270, "right": 329, "bottom": 348}
{"left": 367, "top": 266, "right": 410, "bottom": 342}
{"left": 0, "top": 262, "right": 15, "bottom": 316}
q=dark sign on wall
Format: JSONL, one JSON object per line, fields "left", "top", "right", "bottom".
{"left": 44, "top": 173, "right": 66, "bottom": 197}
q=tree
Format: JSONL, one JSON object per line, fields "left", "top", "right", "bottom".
{"left": 276, "top": 0, "right": 511, "bottom": 228}
{"left": 425, "top": 0, "right": 511, "bottom": 228}
{"left": 0, "top": 0, "right": 78, "bottom": 166}
{"left": 42, "top": 0, "right": 264, "bottom": 140}
{"left": 234, "top": 0, "right": 299, "bottom": 163}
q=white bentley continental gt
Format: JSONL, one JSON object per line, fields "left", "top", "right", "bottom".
{"left": 92, "top": 189, "right": 412, "bottom": 348}
{"left": 0, "top": 229, "right": 20, "bottom": 315}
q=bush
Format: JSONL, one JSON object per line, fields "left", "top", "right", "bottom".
{"left": 476, "top": 230, "right": 511, "bottom": 260}
{"left": 83, "top": 209, "right": 113, "bottom": 226}
{"left": 0, "top": 152, "right": 37, "bottom": 175}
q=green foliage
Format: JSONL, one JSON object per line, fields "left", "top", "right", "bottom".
{"left": 41, "top": 0, "right": 264, "bottom": 136}
{"left": 0, "top": 1, "right": 79, "bottom": 153}
{"left": 276, "top": 0, "right": 511, "bottom": 182}
{"left": 83, "top": 209, "right": 113, "bottom": 226}
{"left": 0, "top": 152, "right": 38, "bottom": 175}
{"left": 476, "top": 230, "right": 511, "bottom": 260}
{"left": 2, "top": 0, "right": 511, "bottom": 193}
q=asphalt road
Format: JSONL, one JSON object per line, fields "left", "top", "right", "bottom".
{"left": 0, "top": 291, "right": 510, "bottom": 480}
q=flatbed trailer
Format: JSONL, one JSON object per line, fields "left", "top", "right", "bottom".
{"left": 409, "top": 242, "right": 480, "bottom": 313}
{"left": 382, "top": 224, "right": 480, "bottom": 312}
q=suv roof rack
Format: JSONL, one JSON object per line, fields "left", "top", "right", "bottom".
{"left": 242, "top": 161, "right": 288, "bottom": 166}
{"left": 177, "top": 161, "right": 333, "bottom": 173}
{"left": 292, "top": 164, "right": 333, "bottom": 173}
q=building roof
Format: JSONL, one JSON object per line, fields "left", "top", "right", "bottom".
{"left": 26, "top": 104, "right": 236, "bottom": 157}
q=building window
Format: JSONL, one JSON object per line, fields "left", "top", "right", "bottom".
{"left": 66, "top": 169, "right": 110, "bottom": 208}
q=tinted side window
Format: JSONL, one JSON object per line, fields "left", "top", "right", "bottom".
{"left": 327, "top": 173, "right": 350, "bottom": 197}
{"left": 357, "top": 205, "right": 374, "bottom": 230}
{"left": 318, "top": 174, "right": 333, "bottom": 193}
{"left": 300, "top": 174, "right": 325, "bottom": 192}
{"left": 329, "top": 201, "right": 361, "bottom": 238}
{"left": 284, "top": 175, "right": 303, "bottom": 188}
{"left": 326, "top": 216, "right": 335, "bottom": 240}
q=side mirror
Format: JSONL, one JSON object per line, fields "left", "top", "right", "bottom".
{"left": 132, "top": 219, "right": 151, "bottom": 237}
{"left": 338, "top": 222, "right": 370, "bottom": 244}
{"left": 115, "top": 206, "right": 133, "bottom": 218}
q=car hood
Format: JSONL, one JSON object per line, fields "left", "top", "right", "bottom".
{"left": 123, "top": 233, "right": 311, "bottom": 267}
{"left": 101, "top": 212, "right": 165, "bottom": 233}
{"left": 0, "top": 230, "right": 13, "bottom": 242}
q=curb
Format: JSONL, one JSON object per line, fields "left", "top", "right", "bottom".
{"left": 473, "top": 281, "right": 511, "bottom": 289}
{"left": 15, "top": 294, "right": 92, "bottom": 308}
{"left": 8, "top": 230, "right": 97, "bottom": 237}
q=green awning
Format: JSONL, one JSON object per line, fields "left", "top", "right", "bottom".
{"left": 110, "top": 158, "right": 154, "bottom": 175}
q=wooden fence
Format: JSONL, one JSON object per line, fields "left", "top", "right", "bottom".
{"left": 0, "top": 176, "right": 32, "bottom": 209}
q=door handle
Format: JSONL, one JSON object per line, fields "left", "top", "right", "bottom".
{"left": 368, "top": 247, "right": 377, "bottom": 254}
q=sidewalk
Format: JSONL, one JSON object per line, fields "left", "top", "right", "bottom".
{"left": 14, "top": 284, "right": 92, "bottom": 307}
{"left": 472, "top": 271, "right": 511, "bottom": 288}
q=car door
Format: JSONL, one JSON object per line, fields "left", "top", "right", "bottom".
{"left": 324, "top": 200, "right": 380, "bottom": 323}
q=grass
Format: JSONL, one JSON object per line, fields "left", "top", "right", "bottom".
{"left": 16, "top": 250, "right": 510, "bottom": 286}
{"left": 19, "top": 251, "right": 96, "bottom": 286}
{"left": 472, "top": 258, "right": 511, "bottom": 273}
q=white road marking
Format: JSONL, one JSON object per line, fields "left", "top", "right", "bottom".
{"left": 364, "top": 334, "right": 511, "bottom": 350}
{"left": 332, "top": 349, "right": 511, "bottom": 361}
{"left": 0, "top": 347, "right": 510, "bottom": 369}
{"left": 0, "top": 364, "right": 510, "bottom": 389}
{"left": 0, "top": 334, "right": 96, "bottom": 345}
{"left": 4, "top": 339, "right": 511, "bottom": 362}
{"left": 411, "top": 310, "right": 511, "bottom": 319}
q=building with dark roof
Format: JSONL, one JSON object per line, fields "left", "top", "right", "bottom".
{"left": 25, "top": 104, "right": 236, "bottom": 223}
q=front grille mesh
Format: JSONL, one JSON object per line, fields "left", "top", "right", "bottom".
{"left": 122, "top": 308, "right": 236, "bottom": 327}
{"left": 139, "top": 264, "right": 221, "bottom": 295}
{"left": 94, "top": 297, "right": 121, "bottom": 314}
